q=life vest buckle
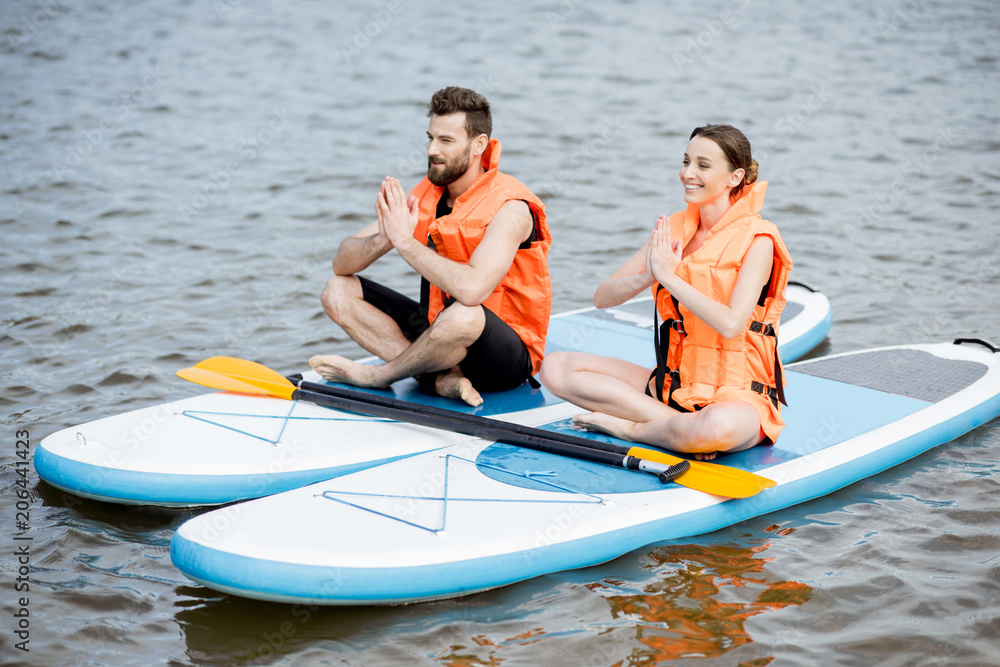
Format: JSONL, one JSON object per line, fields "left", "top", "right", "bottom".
{"left": 750, "top": 381, "right": 780, "bottom": 408}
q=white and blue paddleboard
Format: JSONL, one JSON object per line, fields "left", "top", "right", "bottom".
{"left": 34, "top": 283, "right": 831, "bottom": 507}
{"left": 170, "top": 339, "right": 1000, "bottom": 605}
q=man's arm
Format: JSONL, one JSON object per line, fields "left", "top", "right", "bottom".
{"left": 331, "top": 220, "right": 393, "bottom": 276}
{"left": 333, "top": 179, "right": 424, "bottom": 276}
{"left": 378, "top": 178, "right": 533, "bottom": 305}
{"left": 400, "top": 200, "right": 532, "bottom": 305}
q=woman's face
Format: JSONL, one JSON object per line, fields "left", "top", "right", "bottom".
{"left": 678, "top": 136, "right": 744, "bottom": 207}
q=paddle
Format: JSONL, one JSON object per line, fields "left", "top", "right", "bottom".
{"left": 178, "top": 358, "right": 686, "bottom": 485}
{"left": 177, "top": 357, "right": 775, "bottom": 497}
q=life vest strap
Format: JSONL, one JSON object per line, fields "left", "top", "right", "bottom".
{"left": 654, "top": 288, "right": 788, "bottom": 411}
{"left": 664, "top": 319, "right": 686, "bottom": 334}
{"left": 773, "top": 348, "right": 787, "bottom": 406}
{"left": 652, "top": 286, "right": 685, "bottom": 404}
{"left": 749, "top": 320, "right": 776, "bottom": 337}
{"left": 750, "top": 319, "right": 786, "bottom": 406}
{"left": 750, "top": 381, "right": 780, "bottom": 409}
{"left": 644, "top": 367, "right": 699, "bottom": 413}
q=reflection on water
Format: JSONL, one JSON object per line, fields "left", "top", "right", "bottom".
{"left": 587, "top": 535, "right": 810, "bottom": 665}
{"left": 172, "top": 534, "right": 809, "bottom": 666}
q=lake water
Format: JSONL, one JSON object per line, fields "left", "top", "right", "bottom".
{"left": 2, "top": 0, "right": 999, "bottom": 665}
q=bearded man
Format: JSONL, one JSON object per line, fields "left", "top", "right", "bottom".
{"left": 310, "top": 87, "right": 552, "bottom": 406}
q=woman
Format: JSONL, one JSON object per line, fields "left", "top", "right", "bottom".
{"left": 539, "top": 124, "right": 792, "bottom": 461}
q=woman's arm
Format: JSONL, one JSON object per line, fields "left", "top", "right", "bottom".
{"left": 650, "top": 216, "right": 774, "bottom": 339}
{"left": 592, "top": 236, "right": 657, "bottom": 308}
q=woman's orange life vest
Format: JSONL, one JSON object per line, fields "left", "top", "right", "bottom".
{"left": 410, "top": 138, "right": 553, "bottom": 374}
{"left": 652, "top": 180, "right": 792, "bottom": 443}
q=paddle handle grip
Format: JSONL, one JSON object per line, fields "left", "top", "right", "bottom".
{"left": 654, "top": 460, "right": 690, "bottom": 483}
{"left": 625, "top": 456, "right": 691, "bottom": 484}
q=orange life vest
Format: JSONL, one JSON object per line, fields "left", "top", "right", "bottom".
{"left": 410, "top": 138, "right": 552, "bottom": 374}
{"left": 651, "top": 181, "right": 792, "bottom": 443}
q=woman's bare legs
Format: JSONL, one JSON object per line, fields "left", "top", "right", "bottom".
{"left": 539, "top": 351, "right": 765, "bottom": 460}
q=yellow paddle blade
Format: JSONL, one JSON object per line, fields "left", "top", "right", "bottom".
{"left": 689, "top": 458, "right": 777, "bottom": 488}
{"left": 176, "top": 366, "right": 278, "bottom": 396}
{"left": 629, "top": 446, "right": 775, "bottom": 499}
{"left": 193, "top": 356, "right": 295, "bottom": 386}
{"left": 177, "top": 357, "right": 297, "bottom": 400}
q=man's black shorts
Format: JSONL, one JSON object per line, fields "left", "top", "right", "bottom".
{"left": 357, "top": 276, "right": 533, "bottom": 393}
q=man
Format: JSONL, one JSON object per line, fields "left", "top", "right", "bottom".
{"left": 309, "top": 87, "right": 552, "bottom": 407}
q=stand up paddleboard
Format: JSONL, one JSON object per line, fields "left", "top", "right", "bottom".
{"left": 35, "top": 284, "right": 831, "bottom": 507}
{"left": 170, "top": 339, "right": 1000, "bottom": 605}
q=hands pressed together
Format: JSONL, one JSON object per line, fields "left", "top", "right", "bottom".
{"left": 646, "top": 214, "right": 682, "bottom": 286}
{"left": 375, "top": 176, "right": 420, "bottom": 249}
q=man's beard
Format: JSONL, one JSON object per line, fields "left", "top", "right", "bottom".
{"left": 427, "top": 143, "right": 472, "bottom": 187}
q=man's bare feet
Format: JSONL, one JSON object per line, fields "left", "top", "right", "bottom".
{"left": 434, "top": 368, "right": 483, "bottom": 407}
{"left": 308, "top": 355, "right": 384, "bottom": 387}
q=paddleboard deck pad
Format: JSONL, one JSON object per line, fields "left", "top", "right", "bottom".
{"left": 170, "top": 340, "right": 1000, "bottom": 605}
{"left": 35, "top": 284, "right": 831, "bottom": 506}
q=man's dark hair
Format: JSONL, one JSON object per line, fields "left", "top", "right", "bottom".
{"left": 427, "top": 87, "right": 492, "bottom": 140}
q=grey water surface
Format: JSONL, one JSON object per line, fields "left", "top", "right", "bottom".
{"left": 2, "top": 1, "right": 999, "bottom": 665}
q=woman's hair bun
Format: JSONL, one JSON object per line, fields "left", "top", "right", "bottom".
{"left": 745, "top": 159, "right": 759, "bottom": 185}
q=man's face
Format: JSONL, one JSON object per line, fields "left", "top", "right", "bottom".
{"left": 426, "top": 113, "right": 473, "bottom": 187}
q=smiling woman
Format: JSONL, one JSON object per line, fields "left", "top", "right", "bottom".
{"left": 680, "top": 124, "right": 758, "bottom": 214}
{"left": 539, "top": 124, "right": 792, "bottom": 461}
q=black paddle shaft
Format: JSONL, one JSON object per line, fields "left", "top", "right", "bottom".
{"left": 296, "top": 379, "right": 639, "bottom": 457}
{"left": 293, "top": 388, "right": 688, "bottom": 484}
